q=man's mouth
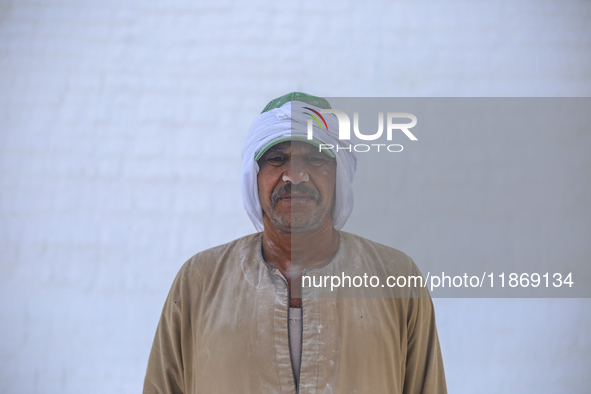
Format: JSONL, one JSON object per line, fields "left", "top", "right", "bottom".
{"left": 271, "top": 184, "right": 321, "bottom": 208}
{"left": 279, "top": 193, "right": 313, "bottom": 202}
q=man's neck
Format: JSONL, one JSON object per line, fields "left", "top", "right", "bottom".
{"left": 261, "top": 216, "right": 339, "bottom": 307}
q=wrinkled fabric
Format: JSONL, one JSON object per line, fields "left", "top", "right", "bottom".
{"left": 143, "top": 232, "right": 447, "bottom": 394}
{"left": 241, "top": 101, "right": 357, "bottom": 231}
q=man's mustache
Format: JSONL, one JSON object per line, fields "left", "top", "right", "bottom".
{"left": 271, "top": 183, "right": 322, "bottom": 208}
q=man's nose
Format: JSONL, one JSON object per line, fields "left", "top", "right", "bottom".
{"left": 282, "top": 161, "right": 309, "bottom": 185}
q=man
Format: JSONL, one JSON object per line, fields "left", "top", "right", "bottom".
{"left": 143, "top": 93, "right": 447, "bottom": 394}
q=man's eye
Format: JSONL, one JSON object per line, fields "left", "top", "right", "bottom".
{"left": 306, "top": 156, "right": 329, "bottom": 165}
{"left": 266, "top": 155, "right": 287, "bottom": 165}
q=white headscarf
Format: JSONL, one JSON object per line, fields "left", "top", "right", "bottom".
{"left": 241, "top": 101, "right": 357, "bottom": 231}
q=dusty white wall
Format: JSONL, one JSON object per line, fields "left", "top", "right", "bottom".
{"left": 1, "top": 0, "right": 590, "bottom": 393}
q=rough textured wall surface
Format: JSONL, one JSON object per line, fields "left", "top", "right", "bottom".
{"left": 1, "top": 0, "right": 590, "bottom": 393}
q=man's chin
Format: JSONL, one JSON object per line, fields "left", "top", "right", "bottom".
{"left": 291, "top": 216, "right": 331, "bottom": 234}
{"left": 266, "top": 214, "right": 325, "bottom": 234}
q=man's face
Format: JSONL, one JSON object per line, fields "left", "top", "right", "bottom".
{"left": 257, "top": 141, "right": 337, "bottom": 233}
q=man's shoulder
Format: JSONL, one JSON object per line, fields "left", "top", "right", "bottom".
{"left": 339, "top": 231, "right": 420, "bottom": 273}
{"left": 339, "top": 231, "right": 411, "bottom": 259}
{"left": 190, "top": 232, "right": 262, "bottom": 261}
{"left": 177, "top": 232, "right": 263, "bottom": 277}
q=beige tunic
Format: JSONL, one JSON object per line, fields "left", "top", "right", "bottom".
{"left": 143, "top": 232, "right": 447, "bottom": 394}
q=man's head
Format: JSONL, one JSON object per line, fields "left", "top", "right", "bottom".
{"left": 257, "top": 140, "right": 337, "bottom": 233}
{"left": 241, "top": 92, "right": 357, "bottom": 232}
